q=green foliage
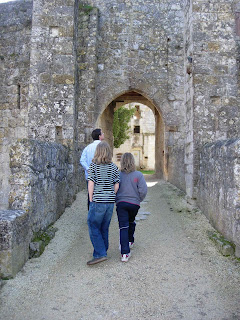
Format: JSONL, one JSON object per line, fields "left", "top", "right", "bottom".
{"left": 79, "top": 4, "right": 94, "bottom": 15}
{"left": 113, "top": 106, "right": 135, "bottom": 148}
{"left": 140, "top": 170, "right": 155, "bottom": 175}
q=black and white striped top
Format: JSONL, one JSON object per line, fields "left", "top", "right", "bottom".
{"left": 88, "top": 162, "right": 120, "bottom": 203}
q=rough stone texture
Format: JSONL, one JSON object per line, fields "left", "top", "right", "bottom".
{"left": 0, "top": 0, "right": 32, "bottom": 209}
{"left": 183, "top": 0, "right": 194, "bottom": 198}
{"left": 184, "top": 0, "right": 240, "bottom": 198}
{"left": 0, "top": 210, "right": 30, "bottom": 278}
{"left": 76, "top": 5, "right": 98, "bottom": 145}
{"left": 9, "top": 139, "right": 74, "bottom": 232}
{"left": 91, "top": 0, "right": 186, "bottom": 190}
{"left": 28, "top": 0, "right": 76, "bottom": 145}
{"left": 0, "top": 0, "right": 240, "bottom": 276}
{"left": 1, "top": 138, "right": 78, "bottom": 276}
{"left": 199, "top": 139, "right": 240, "bottom": 251}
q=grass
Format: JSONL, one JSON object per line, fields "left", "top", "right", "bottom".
{"left": 140, "top": 170, "right": 155, "bottom": 175}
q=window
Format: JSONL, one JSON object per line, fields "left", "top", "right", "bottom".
{"left": 116, "top": 153, "right": 122, "bottom": 161}
{"left": 134, "top": 105, "right": 141, "bottom": 119}
{"left": 134, "top": 125, "right": 140, "bottom": 133}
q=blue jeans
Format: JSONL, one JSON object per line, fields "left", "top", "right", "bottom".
{"left": 87, "top": 202, "right": 114, "bottom": 258}
{"left": 116, "top": 202, "right": 140, "bottom": 254}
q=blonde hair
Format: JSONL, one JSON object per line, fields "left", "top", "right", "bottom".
{"left": 93, "top": 141, "right": 112, "bottom": 164}
{"left": 120, "top": 153, "right": 136, "bottom": 173}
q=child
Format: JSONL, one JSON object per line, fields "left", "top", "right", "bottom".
{"left": 87, "top": 141, "right": 120, "bottom": 265}
{"left": 116, "top": 153, "right": 147, "bottom": 262}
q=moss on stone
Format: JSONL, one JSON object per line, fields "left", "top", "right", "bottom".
{"left": 208, "top": 230, "right": 235, "bottom": 257}
{"left": 79, "top": 4, "right": 94, "bottom": 15}
{"left": 209, "top": 231, "right": 235, "bottom": 248}
{"left": 30, "top": 226, "right": 58, "bottom": 258}
{"left": 32, "top": 231, "right": 51, "bottom": 245}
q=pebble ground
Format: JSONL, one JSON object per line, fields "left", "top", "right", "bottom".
{"left": 0, "top": 176, "right": 239, "bottom": 320}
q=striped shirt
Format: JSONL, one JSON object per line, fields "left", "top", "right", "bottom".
{"left": 88, "top": 162, "right": 120, "bottom": 203}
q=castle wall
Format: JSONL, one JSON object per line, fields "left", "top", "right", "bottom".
{"left": 28, "top": 0, "right": 76, "bottom": 145}
{"left": 0, "top": 0, "right": 240, "bottom": 275}
{"left": 9, "top": 139, "right": 73, "bottom": 231}
{"left": 0, "top": 138, "right": 74, "bottom": 277}
{"left": 183, "top": 0, "right": 194, "bottom": 198}
{"left": 198, "top": 139, "right": 240, "bottom": 256}
{"left": 27, "top": 0, "right": 81, "bottom": 203}
{"left": 0, "top": 0, "right": 32, "bottom": 209}
{"left": 76, "top": 4, "right": 99, "bottom": 145}
{"left": 188, "top": 0, "right": 240, "bottom": 197}
{"left": 81, "top": 0, "right": 187, "bottom": 189}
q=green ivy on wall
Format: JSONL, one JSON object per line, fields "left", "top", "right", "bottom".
{"left": 113, "top": 106, "right": 135, "bottom": 148}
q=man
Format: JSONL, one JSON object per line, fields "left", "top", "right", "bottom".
{"left": 80, "top": 128, "right": 104, "bottom": 208}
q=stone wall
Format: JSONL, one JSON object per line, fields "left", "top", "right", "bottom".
{"left": 1, "top": 137, "right": 74, "bottom": 277}
{"left": 0, "top": 0, "right": 32, "bottom": 209}
{"left": 198, "top": 139, "right": 240, "bottom": 256}
{"left": 76, "top": 4, "right": 99, "bottom": 146}
{"left": 28, "top": 0, "right": 76, "bottom": 143}
{"left": 27, "top": 0, "right": 82, "bottom": 198}
{"left": 0, "top": 210, "right": 30, "bottom": 278}
{"left": 190, "top": 0, "right": 240, "bottom": 197}
{"left": 164, "top": 1, "right": 186, "bottom": 190}
{"left": 0, "top": 0, "right": 240, "bottom": 275}
{"left": 9, "top": 139, "right": 74, "bottom": 232}
{"left": 183, "top": 0, "right": 194, "bottom": 198}
{"left": 85, "top": 0, "right": 187, "bottom": 189}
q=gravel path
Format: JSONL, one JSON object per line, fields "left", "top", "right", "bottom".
{"left": 0, "top": 177, "right": 239, "bottom": 320}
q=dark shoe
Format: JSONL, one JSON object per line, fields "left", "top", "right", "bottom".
{"left": 87, "top": 257, "right": 108, "bottom": 265}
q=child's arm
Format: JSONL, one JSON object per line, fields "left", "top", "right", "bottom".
{"left": 88, "top": 180, "right": 94, "bottom": 202}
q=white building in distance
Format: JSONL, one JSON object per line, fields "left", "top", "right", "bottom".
{"left": 113, "top": 103, "right": 155, "bottom": 171}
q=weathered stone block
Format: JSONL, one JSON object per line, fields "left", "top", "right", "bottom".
{"left": 235, "top": 245, "right": 240, "bottom": 258}
{"left": 200, "top": 139, "right": 240, "bottom": 252}
{"left": 52, "top": 74, "right": 74, "bottom": 85}
{"left": 0, "top": 210, "right": 30, "bottom": 278}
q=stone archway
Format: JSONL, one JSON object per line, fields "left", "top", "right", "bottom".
{"left": 96, "top": 90, "right": 165, "bottom": 179}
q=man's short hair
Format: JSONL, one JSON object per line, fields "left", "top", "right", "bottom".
{"left": 92, "top": 128, "right": 101, "bottom": 140}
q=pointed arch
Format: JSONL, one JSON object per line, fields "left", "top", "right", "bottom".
{"left": 96, "top": 90, "right": 166, "bottom": 179}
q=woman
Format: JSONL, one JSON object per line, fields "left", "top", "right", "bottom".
{"left": 116, "top": 153, "right": 147, "bottom": 262}
{"left": 87, "top": 141, "right": 120, "bottom": 265}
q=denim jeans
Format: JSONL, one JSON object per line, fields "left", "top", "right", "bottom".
{"left": 87, "top": 202, "right": 114, "bottom": 258}
{"left": 116, "top": 202, "right": 140, "bottom": 254}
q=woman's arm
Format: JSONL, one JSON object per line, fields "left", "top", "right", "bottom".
{"left": 88, "top": 180, "right": 94, "bottom": 202}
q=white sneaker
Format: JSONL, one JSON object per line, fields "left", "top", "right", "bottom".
{"left": 121, "top": 252, "right": 131, "bottom": 262}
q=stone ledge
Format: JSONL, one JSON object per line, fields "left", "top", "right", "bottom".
{"left": 0, "top": 210, "right": 30, "bottom": 278}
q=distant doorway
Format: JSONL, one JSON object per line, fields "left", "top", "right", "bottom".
{"left": 97, "top": 90, "right": 165, "bottom": 178}
{"left": 113, "top": 103, "right": 155, "bottom": 171}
